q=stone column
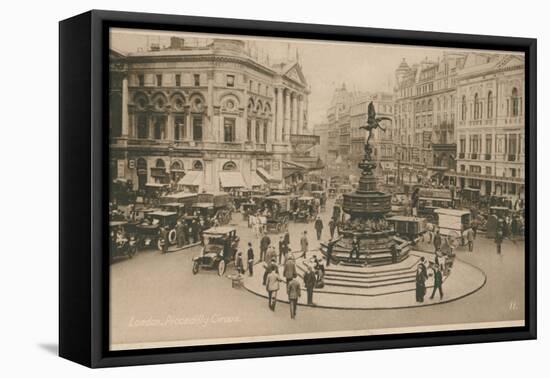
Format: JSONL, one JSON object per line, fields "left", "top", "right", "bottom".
{"left": 284, "top": 90, "right": 290, "bottom": 141}
{"left": 291, "top": 93, "right": 298, "bottom": 135}
{"left": 297, "top": 95, "right": 304, "bottom": 135}
{"left": 276, "top": 88, "right": 284, "bottom": 142}
{"left": 121, "top": 77, "right": 129, "bottom": 137}
{"left": 207, "top": 71, "right": 214, "bottom": 141}
{"left": 166, "top": 113, "right": 174, "bottom": 141}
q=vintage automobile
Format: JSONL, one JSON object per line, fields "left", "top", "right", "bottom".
{"left": 417, "top": 188, "right": 454, "bottom": 222}
{"left": 230, "top": 189, "right": 267, "bottom": 211}
{"left": 434, "top": 208, "right": 471, "bottom": 247}
{"left": 387, "top": 215, "right": 427, "bottom": 245}
{"left": 109, "top": 221, "right": 138, "bottom": 262}
{"left": 293, "top": 196, "right": 317, "bottom": 222}
{"left": 135, "top": 210, "right": 179, "bottom": 250}
{"left": 261, "top": 195, "right": 291, "bottom": 233}
{"left": 143, "top": 182, "right": 170, "bottom": 205}
{"left": 192, "top": 226, "right": 240, "bottom": 276}
{"left": 160, "top": 202, "right": 188, "bottom": 218}
{"left": 160, "top": 191, "right": 197, "bottom": 207}
{"left": 461, "top": 187, "right": 480, "bottom": 206}
{"left": 485, "top": 206, "right": 511, "bottom": 238}
{"left": 311, "top": 190, "right": 327, "bottom": 212}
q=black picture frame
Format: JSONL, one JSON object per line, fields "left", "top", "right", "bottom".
{"left": 59, "top": 9, "right": 537, "bottom": 368}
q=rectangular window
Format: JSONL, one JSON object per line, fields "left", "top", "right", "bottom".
{"left": 224, "top": 118, "right": 236, "bottom": 142}
{"left": 226, "top": 75, "right": 235, "bottom": 87}
{"left": 194, "top": 74, "right": 200, "bottom": 87}
{"left": 485, "top": 135, "right": 492, "bottom": 154}
{"left": 156, "top": 74, "right": 162, "bottom": 87}
{"left": 486, "top": 167, "right": 492, "bottom": 175}
{"left": 247, "top": 120, "right": 252, "bottom": 141}
{"left": 459, "top": 137, "right": 466, "bottom": 154}
{"left": 255, "top": 121, "right": 261, "bottom": 143}
{"left": 192, "top": 116, "right": 203, "bottom": 141}
{"left": 138, "top": 74, "right": 144, "bottom": 87}
{"left": 137, "top": 114, "right": 148, "bottom": 139}
{"left": 174, "top": 116, "right": 185, "bottom": 140}
{"left": 175, "top": 74, "right": 181, "bottom": 87}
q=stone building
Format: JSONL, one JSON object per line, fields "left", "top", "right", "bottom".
{"left": 109, "top": 37, "right": 313, "bottom": 192}
{"left": 455, "top": 53, "right": 525, "bottom": 198}
{"left": 394, "top": 54, "right": 466, "bottom": 186}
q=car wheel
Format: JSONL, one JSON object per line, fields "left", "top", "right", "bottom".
{"left": 192, "top": 261, "right": 200, "bottom": 275}
{"left": 218, "top": 260, "right": 226, "bottom": 276}
{"left": 157, "top": 239, "right": 164, "bottom": 251}
{"left": 168, "top": 229, "right": 177, "bottom": 245}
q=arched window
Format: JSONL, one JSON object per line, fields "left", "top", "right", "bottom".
{"left": 192, "top": 160, "right": 203, "bottom": 171}
{"left": 473, "top": 93, "right": 480, "bottom": 120}
{"left": 171, "top": 160, "right": 183, "bottom": 171}
{"left": 487, "top": 91, "right": 493, "bottom": 118}
{"left": 155, "top": 159, "right": 165, "bottom": 168}
{"left": 222, "top": 161, "right": 237, "bottom": 171}
{"left": 511, "top": 87, "right": 520, "bottom": 117}
{"left": 461, "top": 95, "right": 467, "bottom": 121}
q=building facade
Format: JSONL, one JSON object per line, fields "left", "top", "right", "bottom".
{"left": 455, "top": 53, "right": 525, "bottom": 198}
{"left": 394, "top": 54, "right": 466, "bottom": 186}
{"left": 109, "top": 37, "right": 312, "bottom": 192}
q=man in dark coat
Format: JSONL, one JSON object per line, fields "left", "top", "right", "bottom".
{"left": 314, "top": 217, "right": 324, "bottom": 241}
{"left": 176, "top": 220, "right": 186, "bottom": 248}
{"left": 260, "top": 234, "right": 271, "bottom": 262}
{"left": 495, "top": 228, "right": 504, "bottom": 254}
{"left": 283, "top": 255, "right": 297, "bottom": 288}
{"left": 283, "top": 230, "right": 290, "bottom": 248}
{"left": 430, "top": 264, "right": 444, "bottom": 300}
{"left": 349, "top": 236, "right": 360, "bottom": 260}
{"left": 303, "top": 265, "right": 317, "bottom": 305}
{"left": 247, "top": 242, "right": 255, "bottom": 276}
{"left": 300, "top": 231, "right": 309, "bottom": 259}
{"left": 278, "top": 236, "right": 287, "bottom": 264}
{"left": 160, "top": 226, "right": 169, "bottom": 254}
{"left": 328, "top": 218, "right": 336, "bottom": 239}
{"left": 415, "top": 263, "right": 428, "bottom": 302}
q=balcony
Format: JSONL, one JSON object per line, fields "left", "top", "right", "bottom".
{"left": 484, "top": 154, "right": 491, "bottom": 161}
{"left": 470, "top": 153, "right": 478, "bottom": 160}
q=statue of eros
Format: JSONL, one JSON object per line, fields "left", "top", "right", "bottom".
{"left": 359, "top": 101, "right": 392, "bottom": 146}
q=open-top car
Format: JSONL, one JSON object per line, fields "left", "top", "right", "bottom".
{"left": 192, "top": 226, "right": 240, "bottom": 276}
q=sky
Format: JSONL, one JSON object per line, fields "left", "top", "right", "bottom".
{"left": 111, "top": 28, "right": 516, "bottom": 126}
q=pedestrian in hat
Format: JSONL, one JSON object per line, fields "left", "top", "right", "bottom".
{"left": 314, "top": 216, "right": 324, "bottom": 241}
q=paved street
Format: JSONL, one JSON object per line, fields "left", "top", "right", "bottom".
{"left": 110, "top": 199, "right": 525, "bottom": 350}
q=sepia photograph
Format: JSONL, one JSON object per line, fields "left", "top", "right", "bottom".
{"left": 108, "top": 27, "right": 527, "bottom": 351}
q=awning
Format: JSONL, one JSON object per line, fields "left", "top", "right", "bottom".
{"left": 248, "top": 172, "right": 266, "bottom": 187}
{"left": 219, "top": 172, "right": 247, "bottom": 188}
{"left": 177, "top": 171, "right": 203, "bottom": 187}
{"left": 256, "top": 167, "right": 280, "bottom": 183}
